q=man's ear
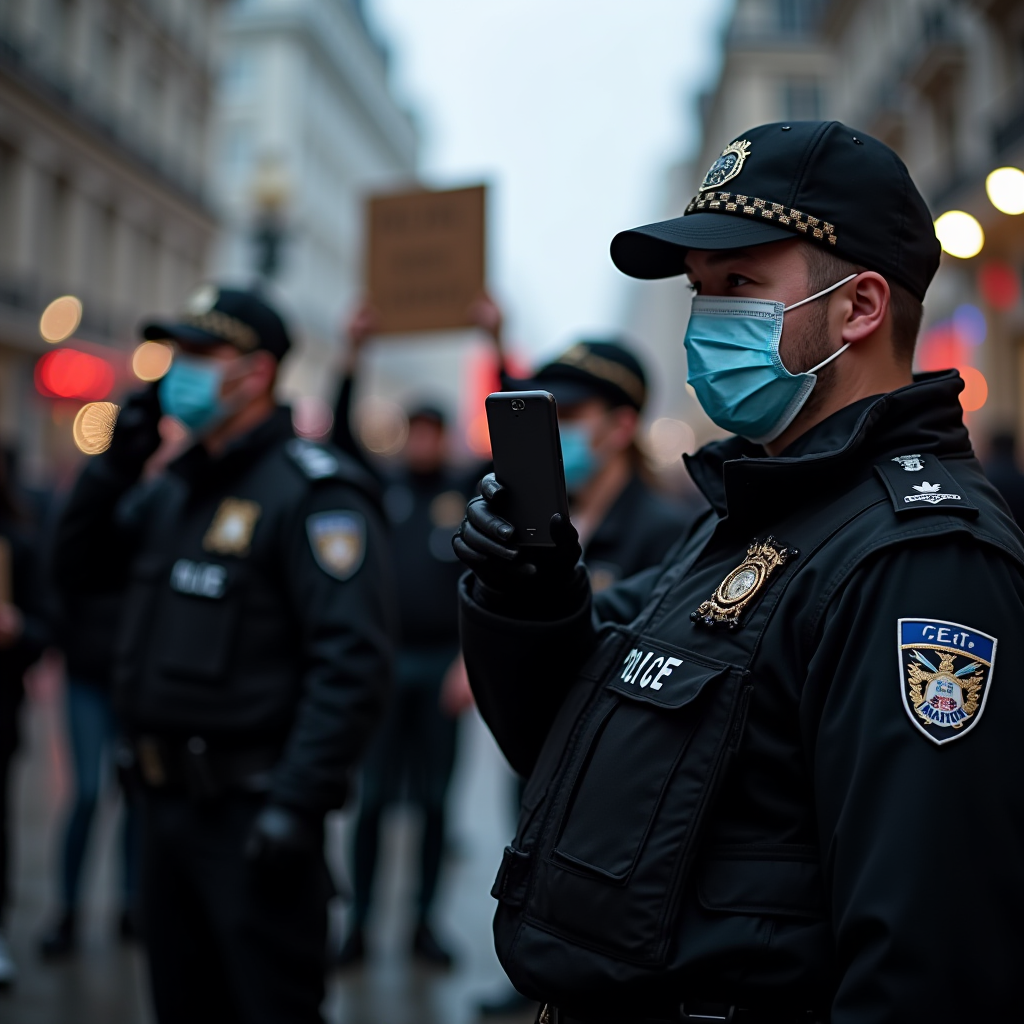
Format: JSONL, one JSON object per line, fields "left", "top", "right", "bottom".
{"left": 248, "top": 350, "right": 279, "bottom": 395}
{"left": 606, "top": 406, "right": 639, "bottom": 452}
{"left": 839, "top": 272, "right": 889, "bottom": 344}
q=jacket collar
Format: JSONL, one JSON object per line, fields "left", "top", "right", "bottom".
{"left": 685, "top": 370, "right": 973, "bottom": 521}
{"left": 169, "top": 405, "right": 295, "bottom": 489}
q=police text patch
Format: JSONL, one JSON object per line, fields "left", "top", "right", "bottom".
{"left": 898, "top": 618, "right": 995, "bottom": 745}
{"left": 307, "top": 510, "right": 365, "bottom": 581}
{"left": 170, "top": 559, "right": 227, "bottom": 599}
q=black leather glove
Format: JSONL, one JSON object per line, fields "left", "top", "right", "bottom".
{"left": 244, "top": 804, "right": 320, "bottom": 875}
{"left": 453, "top": 473, "right": 583, "bottom": 611}
{"left": 104, "top": 384, "right": 162, "bottom": 477}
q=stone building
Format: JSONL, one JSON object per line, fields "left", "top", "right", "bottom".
{"left": 208, "top": 0, "right": 418, "bottom": 412}
{"left": 0, "top": 0, "right": 223, "bottom": 480}
{"left": 626, "top": 0, "right": 1024, "bottom": 449}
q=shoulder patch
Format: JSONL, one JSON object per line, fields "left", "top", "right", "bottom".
{"left": 875, "top": 455, "right": 978, "bottom": 517}
{"left": 307, "top": 510, "right": 365, "bottom": 581}
{"left": 286, "top": 439, "right": 339, "bottom": 480}
{"left": 898, "top": 618, "right": 995, "bottom": 745}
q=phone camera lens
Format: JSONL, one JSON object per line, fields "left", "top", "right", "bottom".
{"left": 511, "top": 399, "right": 525, "bottom": 411}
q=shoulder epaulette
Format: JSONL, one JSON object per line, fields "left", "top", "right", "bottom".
{"left": 874, "top": 452, "right": 978, "bottom": 518}
{"left": 285, "top": 439, "right": 341, "bottom": 481}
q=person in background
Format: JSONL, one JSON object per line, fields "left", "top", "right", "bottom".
{"left": 475, "top": 338, "right": 700, "bottom": 1020}
{"left": 983, "top": 431, "right": 1024, "bottom": 526}
{"left": 0, "top": 452, "right": 49, "bottom": 988}
{"left": 51, "top": 286, "right": 395, "bottom": 1024}
{"left": 331, "top": 304, "right": 489, "bottom": 969}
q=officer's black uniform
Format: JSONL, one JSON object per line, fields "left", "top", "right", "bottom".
{"left": 455, "top": 123, "right": 1024, "bottom": 1023}
{"left": 52, "top": 289, "right": 395, "bottom": 1024}
{"left": 331, "top": 382, "right": 476, "bottom": 959}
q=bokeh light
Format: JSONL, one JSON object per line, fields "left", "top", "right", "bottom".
{"left": 934, "top": 210, "right": 984, "bottom": 259}
{"left": 977, "top": 262, "right": 1021, "bottom": 311}
{"left": 952, "top": 304, "right": 986, "bottom": 346}
{"left": 647, "top": 417, "right": 696, "bottom": 467}
{"left": 35, "top": 349, "right": 115, "bottom": 400}
{"left": 985, "top": 166, "right": 1024, "bottom": 215}
{"left": 292, "top": 395, "right": 334, "bottom": 439}
{"left": 132, "top": 341, "right": 173, "bottom": 381}
{"left": 916, "top": 323, "right": 969, "bottom": 372}
{"left": 356, "top": 396, "right": 408, "bottom": 455}
{"left": 466, "top": 412, "right": 491, "bottom": 457}
{"left": 39, "top": 295, "right": 83, "bottom": 343}
{"left": 72, "top": 401, "right": 119, "bottom": 454}
{"left": 958, "top": 366, "right": 988, "bottom": 412}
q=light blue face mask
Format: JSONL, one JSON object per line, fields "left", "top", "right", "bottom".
{"left": 560, "top": 423, "right": 600, "bottom": 493}
{"left": 159, "top": 356, "right": 228, "bottom": 433}
{"left": 683, "top": 273, "right": 857, "bottom": 444}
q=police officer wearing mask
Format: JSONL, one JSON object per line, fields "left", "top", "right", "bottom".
{"left": 522, "top": 340, "right": 699, "bottom": 591}
{"left": 454, "top": 122, "right": 1024, "bottom": 1023}
{"left": 52, "top": 286, "right": 395, "bottom": 1024}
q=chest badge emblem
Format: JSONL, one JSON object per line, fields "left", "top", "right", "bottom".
{"left": 203, "top": 498, "right": 262, "bottom": 556}
{"left": 691, "top": 536, "right": 793, "bottom": 629}
{"left": 899, "top": 618, "right": 995, "bottom": 745}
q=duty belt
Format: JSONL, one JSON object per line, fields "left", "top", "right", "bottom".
{"left": 134, "top": 735, "right": 280, "bottom": 800}
{"left": 539, "top": 1003, "right": 825, "bottom": 1024}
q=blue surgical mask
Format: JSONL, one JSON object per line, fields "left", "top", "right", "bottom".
{"left": 683, "top": 273, "right": 857, "bottom": 444}
{"left": 159, "top": 356, "right": 228, "bottom": 433}
{"left": 560, "top": 423, "right": 599, "bottom": 493}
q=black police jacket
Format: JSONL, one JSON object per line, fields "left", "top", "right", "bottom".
{"left": 459, "top": 372, "right": 1024, "bottom": 1022}
{"left": 52, "top": 407, "right": 396, "bottom": 815}
{"left": 583, "top": 471, "right": 703, "bottom": 592}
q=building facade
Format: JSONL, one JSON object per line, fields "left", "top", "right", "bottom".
{"left": 208, "top": 0, "right": 418, "bottom": 410}
{"left": 0, "top": 0, "right": 223, "bottom": 482}
{"left": 626, "top": 0, "right": 1024, "bottom": 449}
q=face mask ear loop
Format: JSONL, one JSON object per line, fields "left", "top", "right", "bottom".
{"left": 783, "top": 273, "right": 858, "bottom": 313}
{"left": 808, "top": 342, "right": 851, "bottom": 375}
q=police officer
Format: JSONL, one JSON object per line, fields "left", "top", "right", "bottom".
{"left": 52, "top": 287, "right": 395, "bottom": 1024}
{"left": 515, "top": 339, "right": 701, "bottom": 591}
{"left": 454, "top": 121, "right": 1024, "bottom": 1023}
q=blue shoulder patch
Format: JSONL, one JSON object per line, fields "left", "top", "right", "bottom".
{"left": 898, "top": 618, "right": 995, "bottom": 745}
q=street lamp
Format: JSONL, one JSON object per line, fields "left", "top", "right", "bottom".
{"left": 250, "top": 154, "right": 290, "bottom": 284}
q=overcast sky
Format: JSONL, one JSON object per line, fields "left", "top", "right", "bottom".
{"left": 364, "top": 0, "right": 733, "bottom": 362}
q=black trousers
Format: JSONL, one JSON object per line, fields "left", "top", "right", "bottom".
{"left": 141, "top": 791, "right": 330, "bottom": 1024}
{"left": 0, "top": 681, "right": 23, "bottom": 923}
{"left": 352, "top": 647, "right": 459, "bottom": 927}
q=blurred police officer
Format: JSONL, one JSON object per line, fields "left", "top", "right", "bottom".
{"left": 518, "top": 339, "right": 701, "bottom": 591}
{"left": 52, "top": 286, "right": 395, "bottom": 1024}
{"left": 455, "top": 122, "right": 1024, "bottom": 1023}
{"left": 330, "top": 306, "right": 484, "bottom": 969}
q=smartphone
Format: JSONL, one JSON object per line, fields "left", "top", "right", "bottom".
{"left": 485, "top": 390, "right": 569, "bottom": 547}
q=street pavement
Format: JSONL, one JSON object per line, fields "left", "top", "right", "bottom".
{"left": 0, "top": 661, "right": 533, "bottom": 1024}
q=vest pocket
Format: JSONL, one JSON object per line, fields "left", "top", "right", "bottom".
{"left": 527, "top": 638, "right": 749, "bottom": 965}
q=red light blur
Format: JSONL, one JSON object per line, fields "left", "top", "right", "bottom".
{"left": 916, "top": 324, "right": 970, "bottom": 372}
{"left": 977, "top": 262, "right": 1021, "bottom": 311}
{"left": 958, "top": 366, "right": 988, "bottom": 412}
{"left": 35, "top": 349, "right": 115, "bottom": 401}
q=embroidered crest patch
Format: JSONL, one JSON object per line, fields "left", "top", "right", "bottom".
{"left": 203, "top": 498, "right": 262, "bottom": 556}
{"left": 898, "top": 619, "right": 995, "bottom": 745}
{"left": 691, "top": 536, "right": 795, "bottom": 629}
{"left": 699, "top": 139, "right": 752, "bottom": 192}
{"left": 306, "top": 510, "right": 365, "bottom": 581}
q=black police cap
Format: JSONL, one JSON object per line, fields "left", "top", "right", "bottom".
{"left": 141, "top": 285, "right": 292, "bottom": 360}
{"left": 611, "top": 121, "right": 941, "bottom": 302}
{"left": 519, "top": 339, "right": 648, "bottom": 413}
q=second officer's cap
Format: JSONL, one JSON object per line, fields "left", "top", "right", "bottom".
{"left": 611, "top": 120, "right": 941, "bottom": 301}
{"left": 141, "top": 285, "right": 292, "bottom": 360}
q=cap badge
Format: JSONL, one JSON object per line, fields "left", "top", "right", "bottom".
{"left": 700, "top": 139, "right": 751, "bottom": 192}
{"left": 186, "top": 284, "right": 219, "bottom": 315}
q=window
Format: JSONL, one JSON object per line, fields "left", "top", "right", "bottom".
{"left": 777, "top": 0, "right": 822, "bottom": 35}
{"left": 783, "top": 78, "right": 822, "bottom": 120}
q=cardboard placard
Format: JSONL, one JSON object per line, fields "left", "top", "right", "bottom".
{"left": 366, "top": 184, "right": 486, "bottom": 334}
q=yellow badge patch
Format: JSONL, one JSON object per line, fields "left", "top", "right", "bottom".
{"left": 202, "top": 498, "right": 262, "bottom": 556}
{"left": 692, "top": 536, "right": 793, "bottom": 629}
{"left": 307, "top": 510, "right": 365, "bottom": 581}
